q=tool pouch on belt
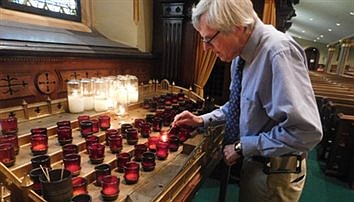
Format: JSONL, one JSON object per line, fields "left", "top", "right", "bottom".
{"left": 263, "top": 155, "right": 302, "bottom": 174}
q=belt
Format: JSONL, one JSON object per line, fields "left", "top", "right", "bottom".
{"left": 252, "top": 153, "right": 306, "bottom": 163}
{"left": 251, "top": 153, "right": 306, "bottom": 174}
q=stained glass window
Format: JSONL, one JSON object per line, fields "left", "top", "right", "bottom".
{"left": 0, "top": 0, "right": 81, "bottom": 22}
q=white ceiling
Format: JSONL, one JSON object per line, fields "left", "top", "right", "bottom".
{"left": 286, "top": 0, "right": 354, "bottom": 45}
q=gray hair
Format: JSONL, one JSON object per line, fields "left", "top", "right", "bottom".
{"left": 192, "top": 0, "right": 258, "bottom": 33}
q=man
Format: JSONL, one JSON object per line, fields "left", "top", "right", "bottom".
{"left": 172, "top": 0, "right": 323, "bottom": 201}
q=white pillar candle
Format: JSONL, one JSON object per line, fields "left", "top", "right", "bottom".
{"left": 83, "top": 96, "right": 94, "bottom": 110}
{"left": 94, "top": 97, "right": 108, "bottom": 112}
{"left": 68, "top": 95, "right": 84, "bottom": 113}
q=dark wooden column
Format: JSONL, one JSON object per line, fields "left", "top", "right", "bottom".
{"left": 153, "top": 1, "right": 185, "bottom": 83}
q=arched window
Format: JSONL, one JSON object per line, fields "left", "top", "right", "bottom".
{"left": 0, "top": 0, "right": 81, "bottom": 22}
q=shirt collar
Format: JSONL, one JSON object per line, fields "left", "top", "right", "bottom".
{"left": 240, "top": 18, "right": 264, "bottom": 64}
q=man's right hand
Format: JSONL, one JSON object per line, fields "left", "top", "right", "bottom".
{"left": 172, "top": 110, "right": 204, "bottom": 128}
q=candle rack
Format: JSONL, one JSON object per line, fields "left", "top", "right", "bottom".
{"left": 0, "top": 81, "right": 223, "bottom": 202}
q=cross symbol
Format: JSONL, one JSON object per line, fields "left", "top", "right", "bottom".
{"left": 0, "top": 75, "right": 28, "bottom": 95}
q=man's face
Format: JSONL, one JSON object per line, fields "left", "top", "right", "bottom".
{"left": 198, "top": 14, "right": 245, "bottom": 62}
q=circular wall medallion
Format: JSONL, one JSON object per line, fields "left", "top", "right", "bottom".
{"left": 35, "top": 72, "right": 59, "bottom": 94}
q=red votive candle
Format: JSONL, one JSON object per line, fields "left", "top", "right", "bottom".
{"left": 152, "top": 117, "right": 162, "bottom": 132}
{"left": 134, "top": 143, "right": 147, "bottom": 162}
{"left": 56, "top": 120, "right": 71, "bottom": 128}
{"left": 79, "top": 120, "right": 93, "bottom": 138}
{"left": 126, "top": 128, "right": 138, "bottom": 145}
{"left": 101, "top": 175, "right": 120, "bottom": 200}
{"left": 98, "top": 115, "right": 111, "bottom": 130}
{"left": 0, "top": 116, "right": 18, "bottom": 134}
{"left": 0, "top": 134, "right": 19, "bottom": 155}
{"left": 85, "top": 135, "right": 99, "bottom": 152}
{"left": 134, "top": 118, "right": 145, "bottom": 132}
{"left": 0, "top": 143, "right": 15, "bottom": 167}
{"left": 88, "top": 143, "right": 105, "bottom": 164}
{"left": 91, "top": 119, "right": 99, "bottom": 133}
{"left": 168, "top": 135, "right": 180, "bottom": 152}
{"left": 77, "top": 115, "right": 90, "bottom": 124}
{"left": 141, "top": 151, "right": 156, "bottom": 171}
{"left": 156, "top": 141, "right": 169, "bottom": 160}
{"left": 31, "top": 154, "right": 51, "bottom": 169}
{"left": 105, "top": 129, "right": 119, "bottom": 146}
{"left": 145, "top": 114, "right": 155, "bottom": 124}
{"left": 120, "top": 123, "right": 133, "bottom": 138}
{"left": 62, "top": 144, "right": 78, "bottom": 156}
{"left": 30, "top": 134, "right": 48, "bottom": 155}
{"left": 178, "top": 127, "right": 191, "bottom": 142}
{"left": 116, "top": 152, "right": 131, "bottom": 173}
{"left": 148, "top": 136, "right": 160, "bottom": 152}
{"left": 63, "top": 153, "right": 81, "bottom": 176}
{"left": 30, "top": 127, "right": 47, "bottom": 135}
{"left": 94, "top": 163, "right": 111, "bottom": 186}
{"left": 124, "top": 162, "right": 140, "bottom": 184}
{"left": 140, "top": 122, "right": 152, "bottom": 138}
{"left": 57, "top": 126, "right": 73, "bottom": 146}
{"left": 177, "top": 92, "right": 185, "bottom": 101}
{"left": 72, "top": 176, "right": 88, "bottom": 196}
{"left": 109, "top": 134, "right": 123, "bottom": 153}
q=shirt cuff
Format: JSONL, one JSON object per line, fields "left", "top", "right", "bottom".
{"left": 240, "top": 136, "right": 260, "bottom": 157}
{"left": 200, "top": 113, "right": 213, "bottom": 128}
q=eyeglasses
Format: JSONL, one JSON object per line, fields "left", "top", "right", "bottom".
{"left": 201, "top": 31, "right": 220, "bottom": 45}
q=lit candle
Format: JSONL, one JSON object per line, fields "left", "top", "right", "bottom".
{"left": 68, "top": 89, "right": 84, "bottom": 113}
{"left": 94, "top": 97, "right": 108, "bottom": 112}
{"left": 30, "top": 134, "right": 48, "bottom": 155}
{"left": 0, "top": 143, "right": 15, "bottom": 167}
{"left": 101, "top": 175, "right": 119, "bottom": 200}
{"left": 94, "top": 164, "right": 111, "bottom": 186}
{"left": 124, "top": 162, "right": 139, "bottom": 184}
{"left": 156, "top": 141, "right": 169, "bottom": 160}
{"left": 63, "top": 153, "right": 81, "bottom": 176}
{"left": 72, "top": 177, "right": 88, "bottom": 196}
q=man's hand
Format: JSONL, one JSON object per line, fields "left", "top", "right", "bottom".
{"left": 223, "top": 143, "right": 242, "bottom": 166}
{"left": 172, "top": 110, "right": 203, "bottom": 128}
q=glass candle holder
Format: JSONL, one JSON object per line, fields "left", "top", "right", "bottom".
{"left": 77, "top": 115, "right": 90, "bottom": 124}
{"left": 0, "top": 143, "right": 15, "bottom": 167}
{"left": 145, "top": 114, "right": 155, "bottom": 124}
{"left": 79, "top": 120, "right": 93, "bottom": 138}
{"left": 29, "top": 167, "right": 43, "bottom": 194}
{"left": 101, "top": 175, "right": 120, "bottom": 200}
{"left": 126, "top": 128, "right": 138, "bottom": 145}
{"left": 116, "top": 152, "right": 131, "bottom": 173}
{"left": 31, "top": 154, "right": 51, "bottom": 169}
{"left": 0, "top": 134, "right": 19, "bottom": 155}
{"left": 88, "top": 143, "right": 105, "bottom": 164}
{"left": 63, "top": 153, "right": 81, "bottom": 176}
{"left": 85, "top": 135, "right": 99, "bottom": 153}
{"left": 30, "top": 134, "right": 48, "bottom": 155}
{"left": 148, "top": 136, "right": 160, "bottom": 152}
{"left": 126, "top": 75, "right": 139, "bottom": 103}
{"left": 94, "top": 164, "right": 111, "bottom": 186}
{"left": 0, "top": 116, "right": 18, "bottom": 134}
{"left": 72, "top": 176, "right": 88, "bottom": 196}
{"left": 134, "top": 118, "right": 145, "bottom": 132}
{"left": 156, "top": 141, "right": 169, "bottom": 160}
{"left": 140, "top": 122, "right": 152, "bottom": 138}
{"left": 120, "top": 123, "right": 133, "bottom": 138}
{"left": 91, "top": 119, "right": 99, "bottom": 133}
{"left": 72, "top": 194, "right": 92, "bottom": 202}
{"left": 152, "top": 117, "right": 162, "bottom": 132}
{"left": 141, "top": 151, "right": 156, "bottom": 171}
{"left": 109, "top": 134, "right": 123, "bottom": 153}
{"left": 94, "top": 78, "right": 109, "bottom": 112}
{"left": 133, "top": 143, "right": 147, "bottom": 162}
{"left": 57, "top": 126, "right": 73, "bottom": 146}
{"left": 124, "top": 162, "right": 140, "bottom": 184}
{"left": 168, "top": 135, "right": 180, "bottom": 152}
{"left": 178, "top": 127, "right": 191, "bottom": 142}
{"left": 30, "top": 127, "right": 47, "bottom": 135}
{"left": 105, "top": 129, "right": 119, "bottom": 146}
{"left": 62, "top": 144, "right": 78, "bottom": 156}
{"left": 67, "top": 79, "right": 84, "bottom": 113}
{"left": 56, "top": 120, "right": 71, "bottom": 128}
{"left": 98, "top": 115, "right": 111, "bottom": 130}
{"left": 81, "top": 78, "right": 94, "bottom": 111}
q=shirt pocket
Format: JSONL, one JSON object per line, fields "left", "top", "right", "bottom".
{"left": 240, "top": 96, "right": 267, "bottom": 135}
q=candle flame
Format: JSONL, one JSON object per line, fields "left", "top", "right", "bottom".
{"left": 161, "top": 134, "right": 168, "bottom": 142}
